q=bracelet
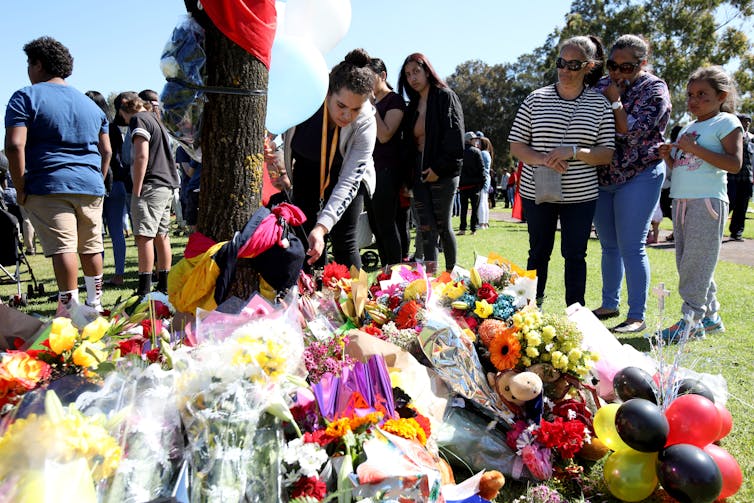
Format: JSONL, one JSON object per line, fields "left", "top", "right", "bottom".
{"left": 571, "top": 145, "right": 577, "bottom": 160}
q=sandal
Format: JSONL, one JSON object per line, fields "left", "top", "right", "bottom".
{"left": 592, "top": 307, "right": 620, "bottom": 320}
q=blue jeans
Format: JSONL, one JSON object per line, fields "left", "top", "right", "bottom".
{"left": 593, "top": 161, "right": 665, "bottom": 320}
{"left": 521, "top": 197, "right": 597, "bottom": 306}
{"left": 103, "top": 180, "right": 127, "bottom": 275}
{"left": 413, "top": 174, "right": 459, "bottom": 271}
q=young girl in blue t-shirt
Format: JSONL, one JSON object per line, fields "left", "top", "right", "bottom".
{"left": 657, "top": 66, "right": 744, "bottom": 341}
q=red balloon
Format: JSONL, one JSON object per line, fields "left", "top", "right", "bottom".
{"left": 703, "top": 444, "right": 742, "bottom": 499}
{"left": 665, "top": 394, "right": 721, "bottom": 447}
{"left": 715, "top": 402, "right": 733, "bottom": 441}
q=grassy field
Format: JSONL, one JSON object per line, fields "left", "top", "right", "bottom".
{"left": 2, "top": 211, "right": 752, "bottom": 502}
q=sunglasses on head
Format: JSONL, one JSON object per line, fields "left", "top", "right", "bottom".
{"left": 606, "top": 60, "right": 640, "bottom": 73}
{"left": 556, "top": 57, "right": 589, "bottom": 71}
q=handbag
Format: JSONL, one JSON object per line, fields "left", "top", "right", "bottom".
{"left": 534, "top": 167, "right": 563, "bottom": 204}
{"left": 533, "top": 91, "right": 584, "bottom": 205}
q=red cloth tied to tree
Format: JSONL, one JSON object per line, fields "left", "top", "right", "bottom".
{"left": 200, "top": 0, "right": 277, "bottom": 68}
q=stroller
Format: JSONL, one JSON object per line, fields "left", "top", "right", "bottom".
{"left": 0, "top": 207, "right": 43, "bottom": 307}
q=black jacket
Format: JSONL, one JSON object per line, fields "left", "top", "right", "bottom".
{"left": 401, "top": 86, "right": 465, "bottom": 180}
{"left": 459, "top": 145, "right": 485, "bottom": 189}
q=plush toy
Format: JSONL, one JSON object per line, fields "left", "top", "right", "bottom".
{"left": 478, "top": 470, "right": 505, "bottom": 500}
{"left": 488, "top": 370, "right": 544, "bottom": 422}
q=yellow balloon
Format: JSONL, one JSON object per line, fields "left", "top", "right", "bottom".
{"left": 594, "top": 403, "right": 631, "bottom": 452}
{"left": 603, "top": 449, "right": 658, "bottom": 502}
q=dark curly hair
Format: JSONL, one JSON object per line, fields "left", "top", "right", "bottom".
{"left": 328, "top": 48, "right": 375, "bottom": 97}
{"left": 23, "top": 36, "right": 73, "bottom": 79}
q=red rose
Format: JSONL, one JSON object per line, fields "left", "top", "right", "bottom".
{"left": 388, "top": 296, "right": 402, "bottom": 310}
{"left": 463, "top": 316, "right": 479, "bottom": 333}
{"left": 476, "top": 283, "right": 499, "bottom": 304}
{"left": 145, "top": 348, "right": 162, "bottom": 363}
{"left": 118, "top": 339, "right": 143, "bottom": 356}
{"left": 361, "top": 324, "right": 385, "bottom": 340}
{"left": 291, "top": 476, "right": 327, "bottom": 500}
{"left": 153, "top": 301, "right": 171, "bottom": 318}
{"left": 141, "top": 319, "right": 163, "bottom": 338}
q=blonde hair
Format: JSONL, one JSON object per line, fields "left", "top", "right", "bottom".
{"left": 688, "top": 65, "right": 738, "bottom": 113}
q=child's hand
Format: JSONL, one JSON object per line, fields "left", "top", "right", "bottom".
{"left": 658, "top": 143, "right": 675, "bottom": 167}
{"left": 676, "top": 133, "right": 699, "bottom": 155}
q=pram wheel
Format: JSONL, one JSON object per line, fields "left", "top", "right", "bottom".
{"left": 361, "top": 250, "right": 380, "bottom": 270}
{"left": 10, "top": 294, "right": 27, "bottom": 307}
{"left": 28, "top": 284, "right": 34, "bottom": 298}
{"left": 38, "top": 284, "right": 45, "bottom": 295}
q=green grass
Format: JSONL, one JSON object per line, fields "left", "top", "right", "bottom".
{"left": 2, "top": 212, "right": 752, "bottom": 502}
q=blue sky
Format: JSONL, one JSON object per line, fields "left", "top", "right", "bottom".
{"left": 0, "top": 0, "right": 574, "bottom": 140}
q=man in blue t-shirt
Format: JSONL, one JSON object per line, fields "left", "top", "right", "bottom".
{"left": 4, "top": 36, "right": 111, "bottom": 313}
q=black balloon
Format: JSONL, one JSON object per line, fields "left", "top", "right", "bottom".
{"left": 657, "top": 444, "right": 722, "bottom": 503}
{"left": 615, "top": 398, "right": 669, "bottom": 452}
{"left": 613, "top": 366, "right": 658, "bottom": 403}
{"left": 676, "top": 378, "right": 715, "bottom": 403}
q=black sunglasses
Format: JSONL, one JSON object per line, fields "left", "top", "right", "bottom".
{"left": 606, "top": 60, "right": 641, "bottom": 73}
{"left": 556, "top": 57, "right": 588, "bottom": 71}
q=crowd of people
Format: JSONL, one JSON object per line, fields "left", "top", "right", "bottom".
{"left": 3, "top": 33, "right": 752, "bottom": 339}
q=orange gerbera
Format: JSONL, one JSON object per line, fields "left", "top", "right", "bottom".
{"left": 488, "top": 328, "right": 521, "bottom": 371}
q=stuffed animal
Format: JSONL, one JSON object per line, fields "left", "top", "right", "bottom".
{"left": 488, "top": 370, "right": 544, "bottom": 422}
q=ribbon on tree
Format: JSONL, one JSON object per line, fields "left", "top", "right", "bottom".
{"left": 199, "top": 0, "right": 277, "bottom": 69}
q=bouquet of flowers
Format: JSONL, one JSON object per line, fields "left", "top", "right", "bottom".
{"left": 0, "top": 390, "right": 122, "bottom": 502}
{"left": 172, "top": 297, "right": 305, "bottom": 502}
{"left": 434, "top": 255, "right": 536, "bottom": 342}
{"left": 506, "top": 398, "right": 594, "bottom": 481}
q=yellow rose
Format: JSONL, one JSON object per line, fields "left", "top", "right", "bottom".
{"left": 568, "top": 348, "right": 583, "bottom": 363}
{"left": 473, "top": 300, "right": 493, "bottom": 319}
{"left": 541, "top": 325, "right": 556, "bottom": 343}
{"left": 525, "top": 346, "right": 540, "bottom": 358}
{"left": 0, "top": 352, "right": 51, "bottom": 388}
{"left": 72, "top": 341, "right": 106, "bottom": 368}
{"left": 49, "top": 318, "right": 79, "bottom": 354}
{"left": 81, "top": 317, "right": 110, "bottom": 343}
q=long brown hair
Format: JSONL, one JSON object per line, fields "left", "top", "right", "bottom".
{"left": 397, "top": 53, "right": 447, "bottom": 102}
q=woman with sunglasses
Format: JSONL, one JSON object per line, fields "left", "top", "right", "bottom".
{"left": 591, "top": 35, "right": 671, "bottom": 333}
{"left": 508, "top": 36, "right": 615, "bottom": 308}
{"left": 398, "top": 53, "right": 464, "bottom": 272}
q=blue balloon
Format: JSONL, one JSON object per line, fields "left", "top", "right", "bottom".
{"left": 266, "top": 35, "right": 329, "bottom": 134}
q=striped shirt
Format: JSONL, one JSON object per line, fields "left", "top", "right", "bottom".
{"left": 508, "top": 84, "right": 615, "bottom": 202}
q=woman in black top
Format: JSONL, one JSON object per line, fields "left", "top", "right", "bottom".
{"left": 398, "top": 53, "right": 464, "bottom": 272}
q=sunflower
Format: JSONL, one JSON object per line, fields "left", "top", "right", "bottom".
{"left": 488, "top": 328, "right": 522, "bottom": 371}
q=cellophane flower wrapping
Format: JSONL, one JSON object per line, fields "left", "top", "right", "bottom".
{"left": 73, "top": 365, "right": 183, "bottom": 503}
{"left": 417, "top": 306, "right": 515, "bottom": 425}
{"left": 173, "top": 292, "right": 304, "bottom": 502}
{"left": 0, "top": 390, "right": 121, "bottom": 502}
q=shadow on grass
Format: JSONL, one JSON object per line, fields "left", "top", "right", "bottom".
{"left": 618, "top": 334, "right": 653, "bottom": 352}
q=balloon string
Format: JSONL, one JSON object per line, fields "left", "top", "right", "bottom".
{"left": 725, "top": 393, "right": 754, "bottom": 410}
{"left": 166, "top": 77, "right": 266, "bottom": 96}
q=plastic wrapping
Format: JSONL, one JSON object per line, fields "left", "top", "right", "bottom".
{"left": 435, "top": 404, "right": 526, "bottom": 480}
{"left": 160, "top": 15, "right": 206, "bottom": 160}
{"left": 418, "top": 308, "right": 515, "bottom": 425}
{"left": 75, "top": 366, "right": 183, "bottom": 503}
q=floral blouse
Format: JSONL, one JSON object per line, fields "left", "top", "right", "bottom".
{"left": 594, "top": 73, "right": 671, "bottom": 186}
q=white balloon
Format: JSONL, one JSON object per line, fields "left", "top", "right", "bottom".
{"left": 283, "top": 0, "right": 351, "bottom": 54}
{"left": 275, "top": 1, "right": 286, "bottom": 37}
{"left": 266, "top": 34, "right": 329, "bottom": 134}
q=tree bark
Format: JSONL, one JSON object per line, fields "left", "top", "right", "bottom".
{"left": 199, "top": 22, "right": 268, "bottom": 298}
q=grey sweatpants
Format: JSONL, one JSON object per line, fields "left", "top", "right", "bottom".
{"left": 672, "top": 197, "right": 728, "bottom": 321}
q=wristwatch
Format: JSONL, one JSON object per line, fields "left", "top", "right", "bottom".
{"left": 611, "top": 100, "right": 623, "bottom": 110}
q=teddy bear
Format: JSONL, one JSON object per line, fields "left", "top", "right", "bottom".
{"left": 488, "top": 370, "right": 544, "bottom": 422}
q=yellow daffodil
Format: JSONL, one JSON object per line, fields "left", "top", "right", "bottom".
{"left": 72, "top": 341, "right": 106, "bottom": 368}
{"left": 81, "top": 317, "right": 110, "bottom": 343}
{"left": 49, "top": 317, "right": 79, "bottom": 354}
{"left": 474, "top": 300, "right": 493, "bottom": 319}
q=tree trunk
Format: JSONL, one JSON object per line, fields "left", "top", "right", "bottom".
{"left": 199, "top": 22, "right": 268, "bottom": 298}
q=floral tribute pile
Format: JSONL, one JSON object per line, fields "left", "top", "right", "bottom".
{"left": 0, "top": 257, "right": 742, "bottom": 502}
